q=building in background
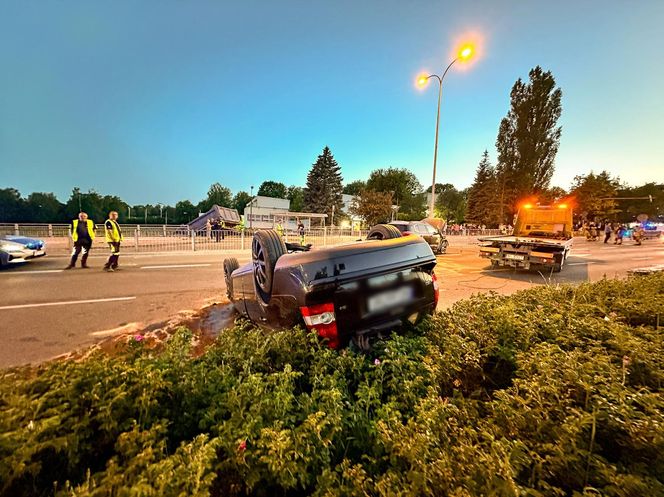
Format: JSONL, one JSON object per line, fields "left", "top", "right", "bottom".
{"left": 243, "top": 196, "right": 327, "bottom": 230}
{"left": 340, "top": 194, "right": 363, "bottom": 229}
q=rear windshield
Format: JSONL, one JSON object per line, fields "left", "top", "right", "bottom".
{"left": 414, "top": 223, "right": 436, "bottom": 234}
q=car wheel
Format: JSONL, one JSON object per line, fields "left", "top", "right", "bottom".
{"left": 553, "top": 253, "right": 564, "bottom": 272}
{"left": 252, "top": 229, "right": 286, "bottom": 304}
{"left": 367, "top": 224, "right": 402, "bottom": 240}
{"left": 223, "top": 257, "right": 239, "bottom": 300}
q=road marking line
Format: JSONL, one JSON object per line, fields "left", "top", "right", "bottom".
{"left": 567, "top": 262, "right": 596, "bottom": 266}
{"left": 140, "top": 264, "right": 212, "bottom": 269}
{"left": 1, "top": 269, "right": 64, "bottom": 274}
{"left": 0, "top": 296, "right": 136, "bottom": 311}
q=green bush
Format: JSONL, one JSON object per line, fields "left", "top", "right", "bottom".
{"left": 1, "top": 275, "right": 663, "bottom": 496}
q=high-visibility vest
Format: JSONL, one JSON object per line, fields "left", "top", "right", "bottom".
{"left": 72, "top": 219, "right": 95, "bottom": 241}
{"left": 104, "top": 219, "right": 123, "bottom": 243}
{"left": 276, "top": 224, "right": 284, "bottom": 236}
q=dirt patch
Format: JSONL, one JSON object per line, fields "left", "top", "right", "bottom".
{"left": 57, "top": 298, "right": 238, "bottom": 362}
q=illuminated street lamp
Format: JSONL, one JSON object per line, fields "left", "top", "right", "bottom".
{"left": 417, "top": 44, "right": 474, "bottom": 217}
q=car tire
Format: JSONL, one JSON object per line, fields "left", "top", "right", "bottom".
{"left": 552, "top": 253, "right": 564, "bottom": 273}
{"left": 252, "top": 229, "right": 286, "bottom": 304}
{"left": 367, "top": 224, "right": 402, "bottom": 240}
{"left": 223, "top": 257, "right": 239, "bottom": 300}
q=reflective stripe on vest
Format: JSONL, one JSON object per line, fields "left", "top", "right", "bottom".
{"left": 72, "top": 219, "right": 95, "bottom": 242}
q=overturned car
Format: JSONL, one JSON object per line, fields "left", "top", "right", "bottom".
{"left": 223, "top": 225, "right": 439, "bottom": 349}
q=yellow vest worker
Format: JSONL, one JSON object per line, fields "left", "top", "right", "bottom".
{"left": 276, "top": 223, "right": 284, "bottom": 237}
{"left": 103, "top": 211, "right": 123, "bottom": 272}
{"left": 104, "top": 219, "right": 123, "bottom": 242}
{"left": 71, "top": 219, "right": 95, "bottom": 242}
{"left": 66, "top": 213, "right": 95, "bottom": 269}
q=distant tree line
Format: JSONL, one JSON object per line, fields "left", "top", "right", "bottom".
{"left": 2, "top": 73, "right": 660, "bottom": 228}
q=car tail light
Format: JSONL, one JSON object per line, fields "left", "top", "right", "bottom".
{"left": 402, "top": 231, "right": 412, "bottom": 236}
{"left": 431, "top": 272, "right": 440, "bottom": 307}
{"left": 300, "top": 302, "right": 340, "bottom": 349}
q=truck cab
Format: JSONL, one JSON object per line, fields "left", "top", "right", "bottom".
{"left": 478, "top": 202, "right": 574, "bottom": 272}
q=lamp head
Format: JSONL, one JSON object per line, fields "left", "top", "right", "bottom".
{"left": 458, "top": 45, "right": 473, "bottom": 60}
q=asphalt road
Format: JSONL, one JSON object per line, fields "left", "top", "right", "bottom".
{"left": 1, "top": 238, "right": 662, "bottom": 367}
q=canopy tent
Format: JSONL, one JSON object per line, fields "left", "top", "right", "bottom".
{"left": 187, "top": 205, "right": 241, "bottom": 231}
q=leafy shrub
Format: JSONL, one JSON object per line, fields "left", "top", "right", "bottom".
{"left": 1, "top": 274, "right": 663, "bottom": 496}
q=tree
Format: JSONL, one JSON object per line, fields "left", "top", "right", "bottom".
{"left": 570, "top": 171, "right": 622, "bottom": 221}
{"left": 304, "top": 146, "right": 344, "bottom": 223}
{"left": 366, "top": 167, "right": 425, "bottom": 220}
{"left": 64, "top": 188, "right": 105, "bottom": 223}
{"left": 465, "top": 151, "right": 499, "bottom": 226}
{"left": 196, "top": 183, "right": 232, "bottom": 213}
{"left": 434, "top": 184, "right": 467, "bottom": 224}
{"left": 287, "top": 186, "right": 304, "bottom": 212}
{"left": 540, "top": 186, "right": 568, "bottom": 204}
{"left": 495, "top": 66, "right": 563, "bottom": 223}
{"left": 25, "top": 192, "right": 65, "bottom": 223}
{"left": 174, "top": 200, "right": 196, "bottom": 224}
{"left": 349, "top": 190, "right": 393, "bottom": 227}
{"left": 0, "top": 188, "right": 26, "bottom": 222}
{"left": 257, "top": 181, "right": 288, "bottom": 199}
{"left": 232, "top": 191, "right": 252, "bottom": 214}
{"left": 343, "top": 180, "right": 366, "bottom": 196}
{"left": 617, "top": 182, "right": 664, "bottom": 223}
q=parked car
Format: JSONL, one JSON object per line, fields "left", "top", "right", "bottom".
{"left": 2, "top": 235, "right": 46, "bottom": 255}
{"left": 224, "top": 226, "right": 438, "bottom": 350}
{"left": 0, "top": 238, "right": 43, "bottom": 268}
{"left": 386, "top": 221, "right": 448, "bottom": 254}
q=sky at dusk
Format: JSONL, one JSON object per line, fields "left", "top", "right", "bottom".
{"left": 1, "top": 0, "right": 663, "bottom": 205}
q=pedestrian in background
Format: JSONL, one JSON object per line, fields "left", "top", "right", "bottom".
{"left": 103, "top": 211, "right": 123, "bottom": 272}
{"left": 614, "top": 225, "right": 625, "bottom": 245}
{"left": 206, "top": 218, "right": 212, "bottom": 239}
{"left": 212, "top": 218, "right": 221, "bottom": 242}
{"left": 603, "top": 223, "right": 612, "bottom": 244}
{"left": 66, "top": 212, "right": 95, "bottom": 269}
{"left": 298, "top": 222, "right": 305, "bottom": 245}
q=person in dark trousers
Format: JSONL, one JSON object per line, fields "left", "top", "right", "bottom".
{"left": 212, "top": 219, "right": 221, "bottom": 242}
{"left": 66, "top": 212, "right": 95, "bottom": 269}
{"left": 614, "top": 225, "right": 625, "bottom": 245}
{"left": 103, "top": 211, "right": 123, "bottom": 272}
{"left": 603, "top": 223, "right": 612, "bottom": 243}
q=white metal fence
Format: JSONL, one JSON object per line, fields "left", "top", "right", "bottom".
{"left": 0, "top": 223, "right": 369, "bottom": 253}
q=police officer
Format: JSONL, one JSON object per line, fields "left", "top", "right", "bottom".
{"left": 66, "top": 212, "right": 95, "bottom": 269}
{"left": 103, "top": 211, "right": 123, "bottom": 272}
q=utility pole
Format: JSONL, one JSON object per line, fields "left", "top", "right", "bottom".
{"left": 250, "top": 185, "right": 254, "bottom": 229}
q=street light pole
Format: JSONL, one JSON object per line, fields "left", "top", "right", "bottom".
{"left": 250, "top": 185, "right": 254, "bottom": 230}
{"left": 418, "top": 45, "right": 474, "bottom": 218}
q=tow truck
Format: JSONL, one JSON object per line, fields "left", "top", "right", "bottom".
{"left": 478, "top": 201, "right": 574, "bottom": 272}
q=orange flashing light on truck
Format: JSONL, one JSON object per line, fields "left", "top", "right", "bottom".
{"left": 478, "top": 201, "right": 574, "bottom": 272}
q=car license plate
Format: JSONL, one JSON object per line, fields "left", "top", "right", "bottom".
{"left": 505, "top": 253, "right": 525, "bottom": 261}
{"left": 367, "top": 286, "right": 413, "bottom": 313}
